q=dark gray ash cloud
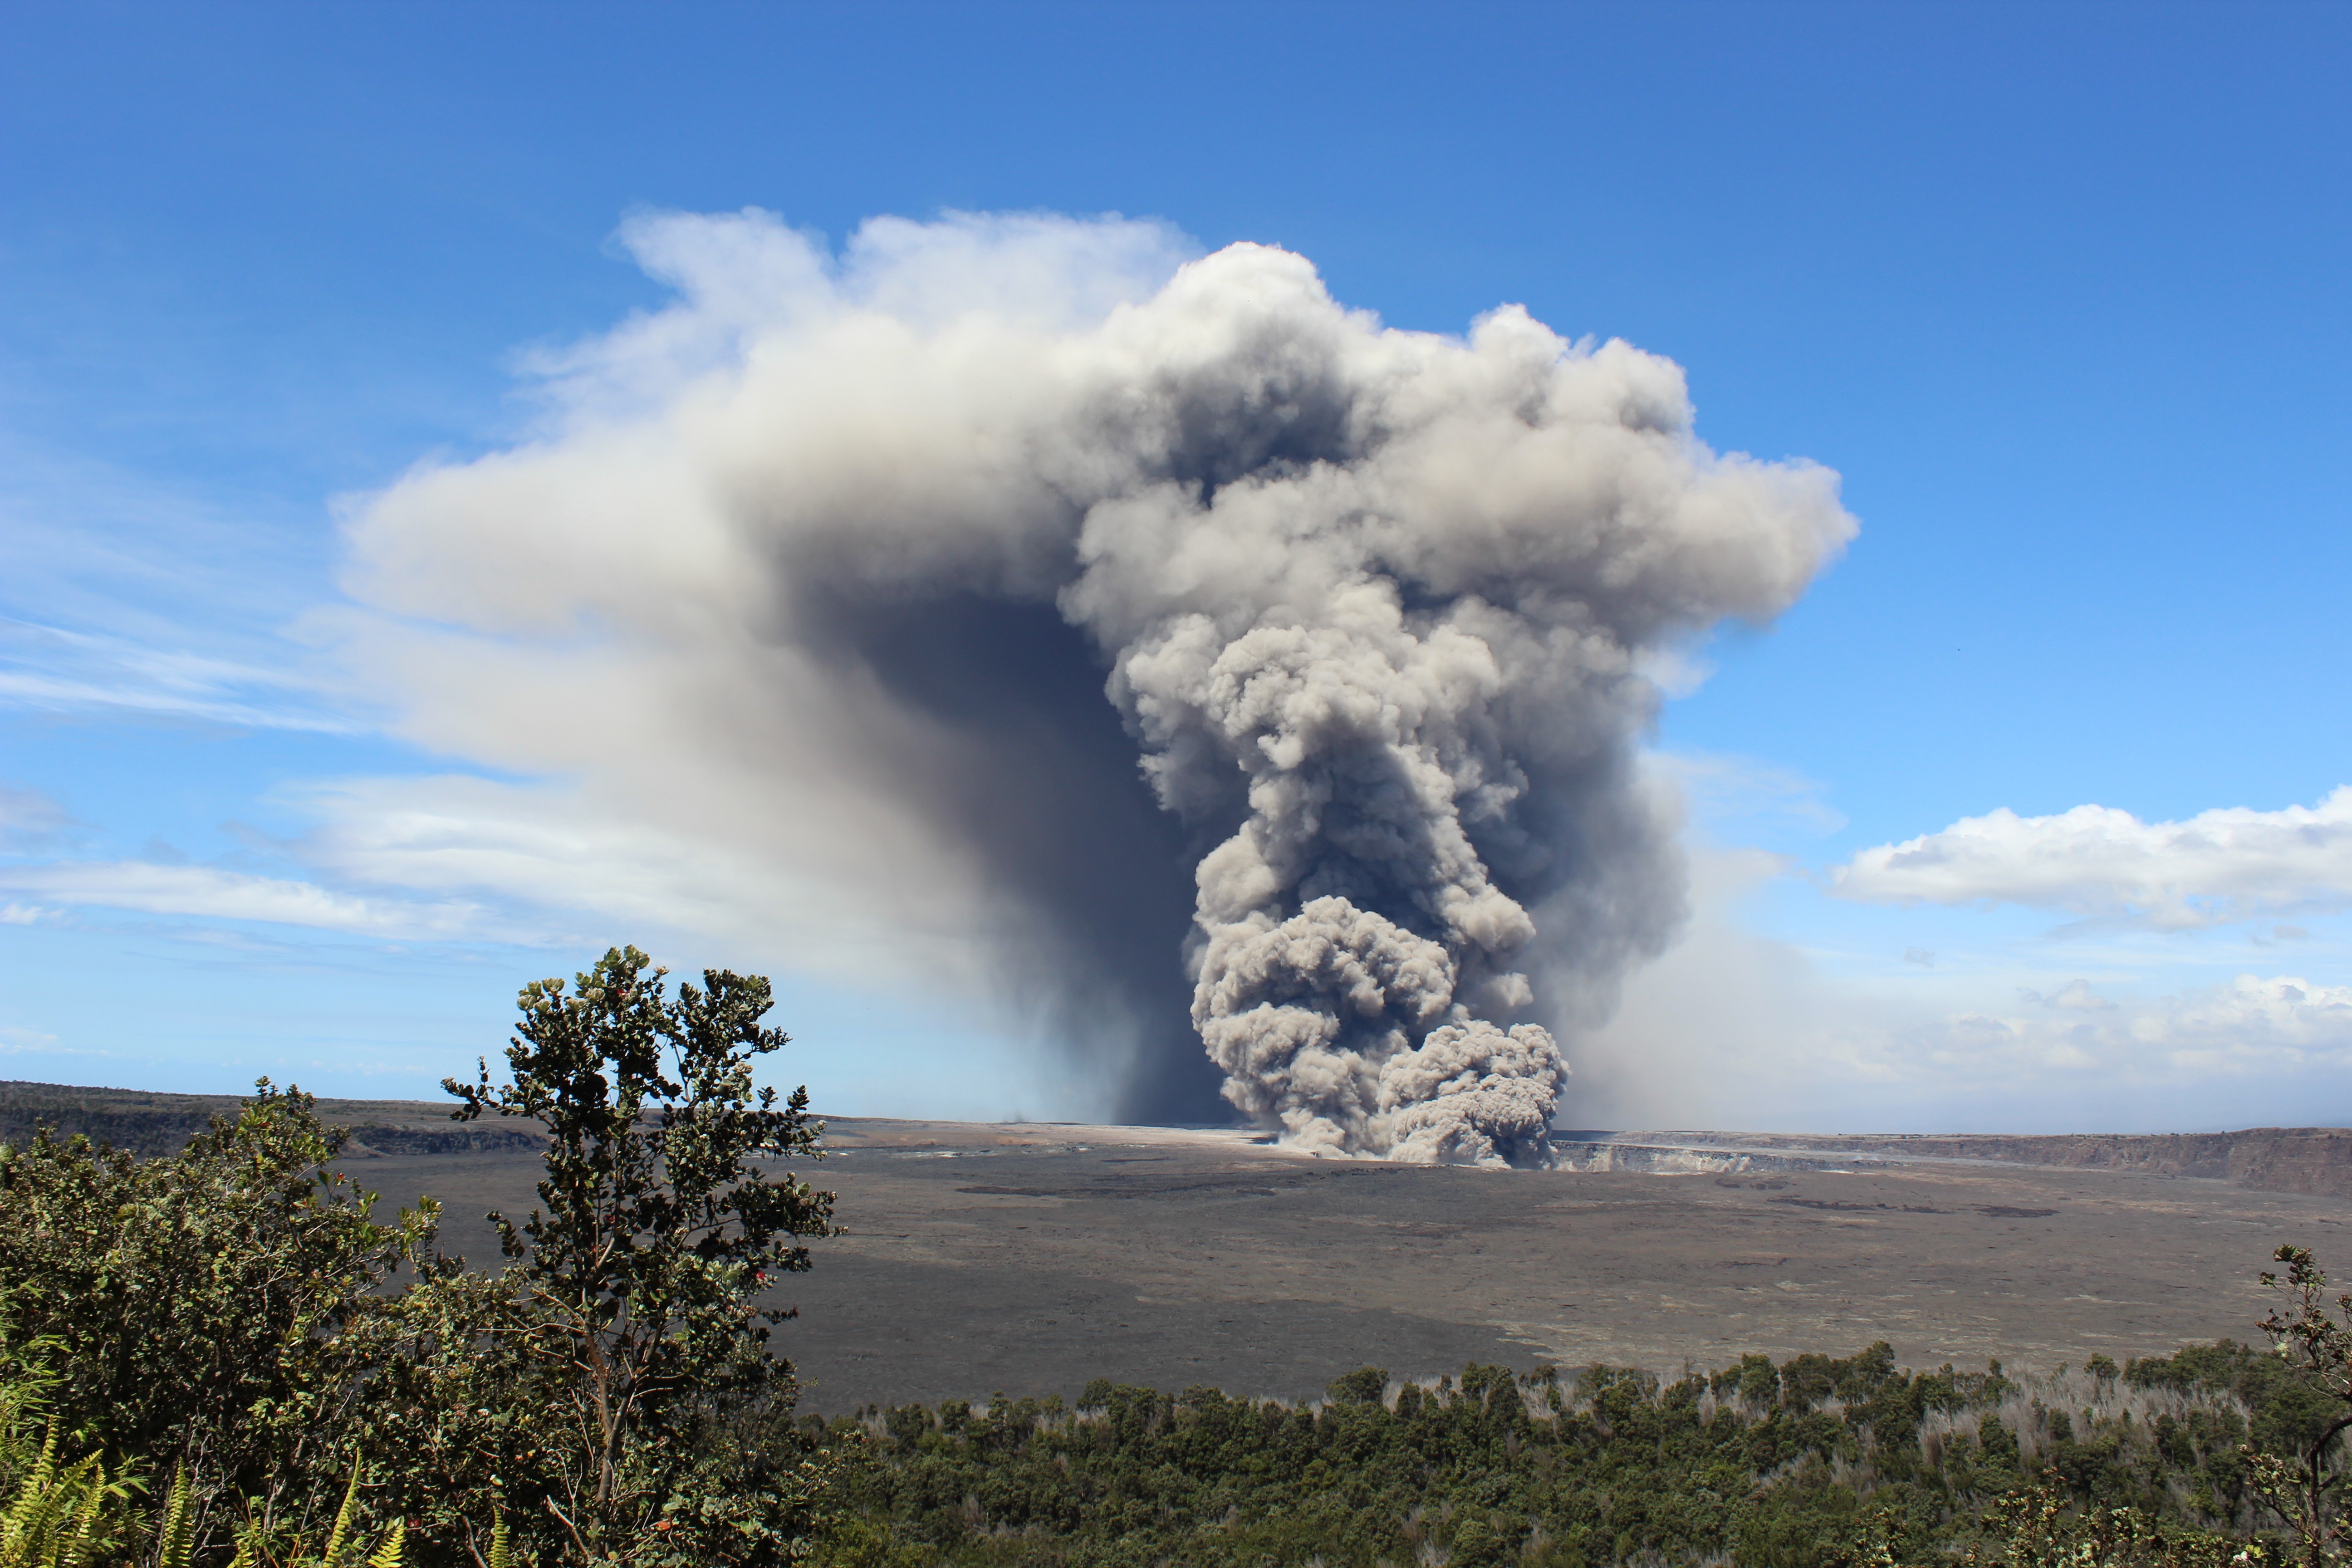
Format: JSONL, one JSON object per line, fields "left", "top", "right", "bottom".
{"left": 338, "top": 210, "right": 1855, "bottom": 1160}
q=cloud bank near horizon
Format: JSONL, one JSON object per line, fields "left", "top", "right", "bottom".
{"left": 1578, "top": 838, "right": 2352, "bottom": 1136}
{"left": 309, "top": 206, "right": 1854, "bottom": 1150}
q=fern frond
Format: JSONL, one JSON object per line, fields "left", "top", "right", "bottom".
{"left": 363, "top": 1520, "right": 403, "bottom": 1568}
{"left": 486, "top": 1509, "right": 510, "bottom": 1568}
{"left": 153, "top": 1467, "right": 196, "bottom": 1568}
{"left": 318, "top": 1466, "right": 361, "bottom": 1568}
{"left": 10, "top": 1420, "right": 61, "bottom": 1519}
{"left": 1, "top": 1439, "right": 67, "bottom": 1568}
{"left": 0, "top": 1449, "right": 108, "bottom": 1568}
{"left": 51, "top": 1460, "right": 108, "bottom": 1568}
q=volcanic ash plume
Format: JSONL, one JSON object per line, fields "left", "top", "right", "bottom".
{"left": 343, "top": 211, "right": 1856, "bottom": 1163}
{"left": 1053, "top": 270, "right": 1851, "bottom": 1162}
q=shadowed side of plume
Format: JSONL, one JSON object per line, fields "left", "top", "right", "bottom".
{"left": 785, "top": 585, "right": 1236, "bottom": 1123}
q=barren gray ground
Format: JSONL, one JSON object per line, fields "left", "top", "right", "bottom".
{"left": 346, "top": 1118, "right": 2352, "bottom": 1415}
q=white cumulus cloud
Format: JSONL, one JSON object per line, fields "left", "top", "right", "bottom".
{"left": 1830, "top": 788, "right": 2352, "bottom": 930}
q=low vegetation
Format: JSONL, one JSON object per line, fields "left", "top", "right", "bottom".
{"left": 0, "top": 947, "right": 836, "bottom": 1568}
{"left": 4, "top": 946, "right": 2352, "bottom": 1566}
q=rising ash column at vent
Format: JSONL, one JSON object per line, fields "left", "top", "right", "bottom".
{"left": 1054, "top": 245, "right": 1854, "bottom": 1164}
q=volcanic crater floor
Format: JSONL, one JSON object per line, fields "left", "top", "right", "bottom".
{"left": 348, "top": 1118, "right": 2352, "bottom": 1413}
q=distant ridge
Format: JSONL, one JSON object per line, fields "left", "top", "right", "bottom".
{"left": 1553, "top": 1128, "right": 2352, "bottom": 1200}
{"left": 0, "top": 1080, "right": 544, "bottom": 1159}
{"left": 9, "top": 1081, "right": 2352, "bottom": 1198}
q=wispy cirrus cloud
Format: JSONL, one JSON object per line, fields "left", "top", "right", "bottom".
{"left": 0, "top": 428, "right": 360, "bottom": 735}
{"left": 0, "top": 783, "right": 75, "bottom": 847}
{"left": 0, "top": 860, "right": 500, "bottom": 942}
{"left": 286, "top": 772, "right": 1003, "bottom": 985}
{"left": 0, "top": 1023, "right": 64, "bottom": 1054}
{"left": 0, "top": 762, "right": 980, "bottom": 970}
{"left": 1829, "top": 788, "right": 2352, "bottom": 931}
{"left": 0, "top": 617, "right": 357, "bottom": 733}
{"left": 1652, "top": 751, "right": 1846, "bottom": 839}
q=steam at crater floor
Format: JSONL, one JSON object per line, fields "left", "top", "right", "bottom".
{"left": 343, "top": 210, "right": 1855, "bottom": 1162}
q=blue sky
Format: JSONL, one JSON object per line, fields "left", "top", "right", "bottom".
{"left": 3, "top": 2, "right": 2348, "bottom": 1131}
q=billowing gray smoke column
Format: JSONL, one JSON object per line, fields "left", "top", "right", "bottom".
{"left": 1048, "top": 266, "right": 1850, "bottom": 1161}
{"left": 345, "top": 212, "right": 1855, "bottom": 1162}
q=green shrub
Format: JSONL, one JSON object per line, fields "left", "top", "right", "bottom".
{"left": 0, "top": 1082, "right": 431, "bottom": 1549}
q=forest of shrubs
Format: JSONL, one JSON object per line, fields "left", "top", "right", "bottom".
{"left": 812, "top": 1338, "right": 2327, "bottom": 1566}
{"left": 6, "top": 946, "right": 2352, "bottom": 1568}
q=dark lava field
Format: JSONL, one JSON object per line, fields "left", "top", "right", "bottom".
{"left": 340, "top": 1117, "right": 2352, "bottom": 1415}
